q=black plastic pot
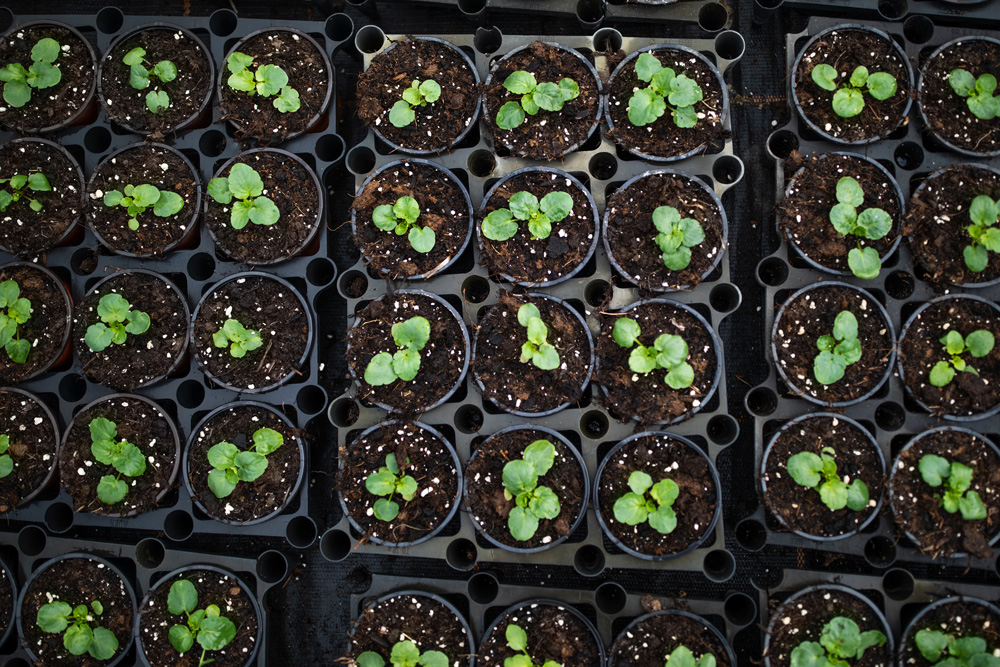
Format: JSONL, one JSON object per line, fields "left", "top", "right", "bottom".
{"left": 0, "top": 261, "right": 73, "bottom": 383}
{"left": 898, "top": 596, "right": 1000, "bottom": 667}
{"left": 0, "top": 554, "right": 15, "bottom": 650}
{"left": 0, "top": 386, "right": 61, "bottom": 509}
{"left": 608, "top": 610, "right": 737, "bottom": 667}
{"left": 479, "top": 598, "right": 605, "bottom": 666}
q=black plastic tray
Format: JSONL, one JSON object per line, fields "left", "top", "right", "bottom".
{"left": 755, "top": 0, "right": 1000, "bottom": 30}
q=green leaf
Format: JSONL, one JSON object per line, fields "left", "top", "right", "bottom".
{"left": 0, "top": 454, "right": 12, "bottom": 478}
{"left": 0, "top": 434, "right": 7, "bottom": 455}
{"left": 168, "top": 579, "right": 198, "bottom": 615}
{"left": 668, "top": 74, "right": 703, "bottom": 108}
{"left": 509, "top": 191, "right": 539, "bottom": 221}
{"left": 0, "top": 190, "right": 12, "bottom": 212}
{"left": 971, "top": 195, "right": 999, "bottom": 228}
{"left": 483, "top": 208, "right": 518, "bottom": 241}
{"left": 366, "top": 470, "right": 398, "bottom": 498}
{"left": 7, "top": 296, "right": 30, "bottom": 325}
{"left": 981, "top": 227, "right": 1000, "bottom": 253}
{"left": 653, "top": 206, "right": 681, "bottom": 234}
{"left": 27, "top": 172, "right": 50, "bottom": 192}
{"left": 965, "top": 243, "right": 990, "bottom": 272}
{"left": 918, "top": 454, "right": 951, "bottom": 487}
{"left": 833, "top": 311, "right": 858, "bottom": 341}
{"left": 151, "top": 190, "right": 183, "bottom": 217}
{"left": 85, "top": 323, "right": 114, "bottom": 352}
{"left": 2, "top": 79, "right": 30, "bottom": 107}
{"left": 978, "top": 73, "right": 998, "bottom": 95}
{"left": 396, "top": 474, "right": 418, "bottom": 501}
{"left": 208, "top": 468, "right": 238, "bottom": 498}
{"left": 145, "top": 89, "right": 169, "bottom": 113}
{"left": 526, "top": 317, "right": 548, "bottom": 346}
{"left": 373, "top": 497, "right": 400, "bottom": 521}
{"left": 539, "top": 191, "right": 573, "bottom": 222}
{"left": 97, "top": 475, "right": 128, "bottom": 504}
{"left": 234, "top": 450, "right": 267, "bottom": 481}
{"left": 830, "top": 203, "right": 858, "bottom": 235}
{"left": 389, "top": 99, "right": 416, "bottom": 127}
{"left": 612, "top": 317, "right": 641, "bottom": 348}
{"left": 64, "top": 623, "right": 93, "bottom": 655}
{"left": 948, "top": 462, "right": 974, "bottom": 495}
{"left": 836, "top": 177, "right": 865, "bottom": 207}
{"left": 365, "top": 352, "right": 397, "bottom": 386}
{"left": 420, "top": 650, "right": 449, "bottom": 667}
{"left": 255, "top": 64, "right": 288, "bottom": 97}
{"left": 508, "top": 506, "right": 540, "bottom": 541}
{"left": 529, "top": 485, "right": 560, "bottom": 519}
{"left": 942, "top": 330, "right": 966, "bottom": 355}
{"left": 228, "top": 163, "right": 264, "bottom": 200}
{"left": 665, "top": 361, "right": 695, "bottom": 389}
{"left": 846, "top": 479, "right": 869, "bottom": 511}
{"left": 0, "top": 63, "right": 26, "bottom": 84}
{"left": 391, "top": 316, "right": 431, "bottom": 351}
{"left": 169, "top": 624, "right": 195, "bottom": 653}
{"left": 206, "top": 177, "right": 232, "bottom": 205}
{"left": 506, "top": 624, "right": 528, "bottom": 652}
{"left": 419, "top": 79, "right": 442, "bottom": 103}
{"left": 524, "top": 439, "right": 556, "bottom": 476}
{"left": 392, "top": 347, "right": 421, "bottom": 381}
{"left": 31, "top": 38, "right": 60, "bottom": 64}
{"left": 247, "top": 195, "right": 279, "bottom": 226}
{"left": 390, "top": 641, "right": 421, "bottom": 667}
{"left": 503, "top": 459, "right": 538, "bottom": 496}
{"left": 37, "top": 601, "right": 72, "bottom": 633}
{"left": 496, "top": 101, "right": 525, "bottom": 129}
{"left": 5, "top": 338, "right": 29, "bottom": 364}
{"left": 613, "top": 492, "right": 649, "bottom": 525}
{"left": 811, "top": 64, "right": 838, "bottom": 91}
{"left": 122, "top": 47, "right": 145, "bottom": 67}
{"left": 672, "top": 104, "right": 698, "bottom": 128}
{"left": 914, "top": 629, "right": 951, "bottom": 662}
{"left": 252, "top": 428, "right": 283, "bottom": 455}
{"left": 357, "top": 652, "right": 386, "bottom": 667}
{"left": 129, "top": 63, "right": 150, "bottom": 89}
{"left": 227, "top": 52, "right": 254, "bottom": 74}
{"left": 629, "top": 345, "right": 658, "bottom": 374}
{"left": 558, "top": 77, "right": 579, "bottom": 101}
{"left": 787, "top": 451, "right": 824, "bottom": 488}
{"left": 532, "top": 343, "right": 560, "bottom": 370}
{"left": 207, "top": 441, "right": 239, "bottom": 470}
{"left": 517, "top": 303, "right": 541, "bottom": 327}
{"left": 819, "top": 478, "right": 849, "bottom": 511}
{"left": 402, "top": 83, "right": 423, "bottom": 106}
{"left": 970, "top": 93, "right": 1000, "bottom": 120}
{"left": 821, "top": 616, "right": 862, "bottom": 658}
{"left": 967, "top": 329, "right": 995, "bottom": 357}
{"left": 814, "top": 350, "right": 847, "bottom": 385}
{"left": 833, "top": 87, "right": 865, "bottom": 118}
{"left": 950, "top": 69, "right": 977, "bottom": 97}
{"left": 960, "top": 490, "right": 988, "bottom": 520}
{"left": 115, "top": 442, "right": 146, "bottom": 477}
{"left": 124, "top": 309, "right": 150, "bottom": 336}
{"left": 521, "top": 92, "right": 540, "bottom": 116}
{"left": 849, "top": 66, "right": 870, "bottom": 88}
{"left": 152, "top": 60, "right": 177, "bottom": 82}
{"left": 627, "top": 87, "right": 665, "bottom": 126}
{"left": 97, "top": 293, "right": 131, "bottom": 324}
{"left": 228, "top": 69, "right": 256, "bottom": 93}
{"left": 532, "top": 81, "right": 564, "bottom": 112}
{"left": 790, "top": 641, "right": 828, "bottom": 667}
{"left": 857, "top": 208, "right": 892, "bottom": 240}
{"left": 654, "top": 334, "right": 689, "bottom": 368}
{"left": 504, "top": 71, "right": 537, "bottom": 95}
{"left": 635, "top": 52, "right": 662, "bottom": 82}
{"left": 648, "top": 504, "right": 678, "bottom": 534}
{"left": 408, "top": 225, "right": 435, "bottom": 253}
{"left": 650, "top": 478, "right": 679, "bottom": 506}
{"left": 372, "top": 204, "right": 397, "bottom": 231}
{"left": 929, "top": 360, "right": 956, "bottom": 387}
{"left": 273, "top": 85, "right": 300, "bottom": 113}
{"left": 198, "top": 615, "right": 237, "bottom": 651}
{"left": 848, "top": 247, "right": 881, "bottom": 280}
{"left": 678, "top": 218, "right": 705, "bottom": 247}
{"left": 628, "top": 470, "right": 653, "bottom": 495}
{"left": 389, "top": 196, "right": 419, "bottom": 226}
{"left": 867, "top": 71, "right": 897, "bottom": 101}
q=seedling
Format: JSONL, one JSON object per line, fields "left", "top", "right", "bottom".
{"left": 787, "top": 446, "right": 870, "bottom": 512}
{"left": 496, "top": 71, "right": 580, "bottom": 130}
{"left": 962, "top": 195, "right": 1000, "bottom": 273}
{"left": 225, "top": 51, "right": 300, "bottom": 113}
{"left": 372, "top": 196, "right": 435, "bottom": 253}
{"left": 84, "top": 293, "right": 151, "bottom": 353}
{"left": 0, "top": 171, "right": 51, "bottom": 213}
{"left": 0, "top": 37, "right": 61, "bottom": 108}
{"left": 789, "top": 616, "right": 886, "bottom": 667}
{"left": 918, "top": 454, "right": 988, "bottom": 520}
{"left": 122, "top": 47, "right": 177, "bottom": 114}
{"left": 813, "top": 310, "right": 862, "bottom": 386}
{"left": 166, "top": 579, "right": 237, "bottom": 667}
{"left": 914, "top": 629, "right": 1000, "bottom": 667}
{"left": 388, "top": 79, "right": 442, "bottom": 128}
{"left": 364, "top": 453, "right": 418, "bottom": 522}
{"left": 0, "top": 279, "right": 31, "bottom": 364}
{"left": 949, "top": 69, "right": 1000, "bottom": 121}
{"left": 207, "top": 162, "right": 280, "bottom": 230}
{"left": 612, "top": 471, "right": 680, "bottom": 535}
{"left": 928, "top": 329, "right": 995, "bottom": 387}
{"left": 828, "top": 177, "right": 892, "bottom": 279}
{"left": 356, "top": 640, "right": 449, "bottom": 667}
{"left": 664, "top": 646, "right": 716, "bottom": 667}
{"left": 206, "top": 427, "right": 284, "bottom": 499}
{"left": 612, "top": 316, "right": 695, "bottom": 390}
{"left": 504, "top": 624, "right": 561, "bottom": 667}
{"left": 502, "top": 439, "right": 561, "bottom": 541}
{"left": 517, "top": 303, "right": 560, "bottom": 371}
{"left": 90, "top": 417, "right": 146, "bottom": 505}
{"left": 36, "top": 599, "right": 118, "bottom": 660}
{"left": 653, "top": 205, "right": 705, "bottom": 271}
{"left": 103, "top": 183, "right": 184, "bottom": 231}
{"left": 364, "top": 316, "right": 431, "bottom": 385}
{"left": 627, "top": 52, "right": 704, "bottom": 128}
{"left": 0, "top": 434, "right": 13, "bottom": 478}
{"left": 212, "top": 318, "right": 263, "bottom": 359}
{"left": 481, "top": 190, "right": 573, "bottom": 241}
{"left": 810, "top": 64, "right": 897, "bottom": 118}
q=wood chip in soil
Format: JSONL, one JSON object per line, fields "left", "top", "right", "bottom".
{"left": 901, "top": 600, "right": 1000, "bottom": 665}
{"left": 348, "top": 593, "right": 472, "bottom": 665}
{"left": 608, "top": 612, "right": 732, "bottom": 667}
{"left": 0, "top": 263, "right": 70, "bottom": 384}
{"left": 0, "top": 389, "right": 57, "bottom": 512}
{"left": 478, "top": 603, "right": 602, "bottom": 667}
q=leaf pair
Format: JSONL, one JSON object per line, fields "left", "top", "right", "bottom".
{"left": 36, "top": 599, "right": 119, "bottom": 660}
{"left": 664, "top": 645, "right": 716, "bottom": 667}
{"left": 0, "top": 171, "right": 51, "bottom": 213}
{"left": 496, "top": 70, "right": 580, "bottom": 130}
{"left": 827, "top": 176, "right": 892, "bottom": 279}
{"left": 482, "top": 190, "right": 573, "bottom": 242}
{"left": 612, "top": 470, "right": 680, "bottom": 535}
{"left": 787, "top": 446, "right": 869, "bottom": 512}
{"left": 918, "top": 454, "right": 988, "bottom": 520}
{"left": 963, "top": 195, "right": 1000, "bottom": 273}
{"left": 929, "top": 329, "right": 995, "bottom": 387}
{"left": 103, "top": 182, "right": 184, "bottom": 231}
{"left": 914, "top": 629, "right": 1000, "bottom": 667}
{"left": 0, "top": 37, "right": 62, "bottom": 108}
{"left": 364, "top": 315, "right": 432, "bottom": 386}
{"left": 206, "top": 427, "right": 284, "bottom": 499}
{"left": 90, "top": 417, "right": 147, "bottom": 505}
{"left": 811, "top": 64, "right": 897, "bottom": 118}
{"left": 812, "top": 310, "right": 862, "bottom": 386}
{"left": 504, "top": 624, "right": 563, "bottom": 667}
{"left": 517, "top": 303, "right": 560, "bottom": 371}
{"left": 0, "top": 279, "right": 31, "bottom": 364}
{"left": 949, "top": 69, "right": 1000, "bottom": 121}
{"left": 627, "top": 52, "right": 704, "bottom": 128}
{"left": 122, "top": 47, "right": 178, "bottom": 114}
{"left": 166, "top": 579, "right": 238, "bottom": 656}
{"left": 789, "top": 616, "right": 885, "bottom": 667}
{"left": 501, "top": 440, "right": 561, "bottom": 541}
{"left": 372, "top": 195, "right": 435, "bottom": 253}
{"left": 207, "top": 162, "right": 281, "bottom": 229}
{"left": 226, "top": 51, "right": 301, "bottom": 113}
{"left": 212, "top": 318, "right": 263, "bottom": 358}
{"left": 0, "top": 434, "right": 12, "bottom": 478}
{"left": 653, "top": 205, "right": 705, "bottom": 271}
{"left": 388, "top": 78, "right": 442, "bottom": 128}
{"left": 611, "top": 316, "right": 695, "bottom": 390}
{"left": 364, "top": 452, "right": 418, "bottom": 522}
{"left": 357, "top": 640, "right": 449, "bottom": 667}
{"left": 84, "top": 292, "right": 151, "bottom": 353}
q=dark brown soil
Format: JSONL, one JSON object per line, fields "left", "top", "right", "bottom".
{"left": 904, "top": 164, "right": 1000, "bottom": 285}
{"left": 72, "top": 271, "right": 188, "bottom": 391}
{"left": 780, "top": 153, "right": 902, "bottom": 273}
{"left": 0, "top": 139, "right": 83, "bottom": 257}
{"left": 920, "top": 39, "right": 1000, "bottom": 155}
{"left": 187, "top": 404, "right": 302, "bottom": 523}
{"left": 774, "top": 284, "right": 893, "bottom": 404}
{"left": 0, "top": 562, "right": 10, "bottom": 642}
{"left": 479, "top": 603, "right": 602, "bottom": 667}
{"left": 357, "top": 37, "right": 479, "bottom": 152}
{"left": 898, "top": 297, "right": 1000, "bottom": 417}
{"left": 793, "top": 28, "right": 910, "bottom": 143}
{"left": 0, "top": 389, "right": 58, "bottom": 512}
{"left": 337, "top": 422, "right": 459, "bottom": 544}
{"left": 605, "top": 172, "right": 725, "bottom": 292}
{"left": 901, "top": 600, "right": 1000, "bottom": 665}
{"left": 348, "top": 593, "right": 472, "bottom": 665}
{"left": 608, "top": 612, "right": 731, "bottom": 667}
{"left": 484, "top": 42, "right": 601, "bottom": 160}
{"left": 219, "top": 30, "right": 329, "bottom": 144}
{"left": 87, "top": 143, "right": 199, "bottom": 256}
{"left": 479, "top": 170, "right": 596, "bottom": 285}
{"left": 346, "top": 292, "right": 467, "bottom": 413}
{"left": 0, "top": 24, "right": 95, "bottom": 132}
{"left": 464, "top": 428, "right": 586, "bottom": 550}
{"left": 596, "top": 301, "right": 718, "bottom": 425}
{"left": 0, "top": 263, "right": 70, "bottom": 384}
{"left": 138, "top": 568, "right": 259, "bottom": 667}
{"left": 890, "top": 428, "right": 1000, "bottom": 559}
{"left": 352, "top": 161, "right": 470, "bottom": 279}
{"left": 205, "top": 150, "right": 321, "bottom": 264}
{"left": 192, "top": 275, "right": 309, "bottom": 392}
{"left": 100, "top": 27, "right": 212, "bottom": 138}
{"left": 474, "top": 292, "right": 591, "bottom": 414}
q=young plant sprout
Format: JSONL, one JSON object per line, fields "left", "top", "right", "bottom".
{"left": 372, "top": 196, "right": 435, "bottom": 253}
{"left": 918, "top": 454, "right": 988, "bottom": 520}
{"left": 389, "top": 79, "right": 442, "bottom": 128}
{"left": 914, "top": 629, "right": 999, "bottom": 667}
{"left": 810, "top": 64, "right": 897, "bottom": 118}
{"left": 664, "top": 646, "right": 716, "bottom": 667}
{"left": 90, "top": 417, "right": 146, "bottom": 505}
{"left": 212, "top": 318, "right": 263, "bottom": 359}
{"left": 357, "top": 640, "right": 448, "bottom": 667}
{"left": 517, "top": 303, "right": 560, "bottom": 371}
{"left": 364, "top": 453, "right": 417, "bottom": 522}
{"left": 501, "top": 439, "right": 561, "bottom": 541}
{"left": 0, "top": 37, "right": 61, "bottom": 108}
{"left": 828, "top": 177, "right": 892, "bottom": 279}
{"left": 627, "top": 52, "right": 704, "bottom": 128}
{"left": 0, "top": 279, "right": 31, "bottom": 364}
{"left": 206, "top": 427, "right": 284, "bottom": 499}
{"left": 813, "top": 310, "right": 862, "bottom": 386}
{"left": 207, "top": 162, "right": 280, "bottom": 230}
{"left": 84, "top": 293, "right": 151, "bottom": 353}
{"left": 787, "top": 447, "right": 869, "bottom": 512}
{"left": 0, "top": 172, "right": 51, "bottom": 212}
{"left": 949, "top": 69, "right": 1000, "bottom": 121}
{"left": 122, "top": 47, "right": 177, "bottom": 113}
{"left": 0, "top": 434, "right": 13, "bottom": 478}
{"left": 482, "top": 190, "right": 573, "bottom": 242}
{"left": 504, "top": 624, "right": 561, "bottom": 667}
{"left": 612, "top": 316, "right": 695, "bottom": 390}
{"left": 36, "top": 598, "right": 118, "bottom": 660}
{"left": 103, "top": 183, "right": 184, "bottom": 231}
{"left": 790, "top": 617, "right": 886, "bottom": 667}
{"left": 612, "top": 471, "right": 680, "bottom": 535}
{"left": 962, "top": 195, "right": 1000, "bottom": 272}
{"left": 364, "top": 316, "right": 431, "bottom": 385}
{"left": 166, "top": 579, "right": 237, "bottom": 667}
{"left": 496, "top": 71, "right": 580, "bottom": 130}
{"left": 225, "top": 51, "right": 300, "bottom": 113}
{"left": 653, "top": 205, "right": 705, "bottom": 271}
{"left": 928, "top": 329, "right": 995, "bottom": 387}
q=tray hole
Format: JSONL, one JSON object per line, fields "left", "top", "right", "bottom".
{"left": 698, "top": 3, "right": 728, "bottom": 32}
{"left": 576, "top": 0, "right": 604, "bottom": 24}
{"left": 316, "top": 134, "right": 345, "bottom": 163}
{"left": 736, "top": 518, "right": 766, "bottom": 552}
{"left": 257, "top": 549, "right": 289, "bottom": 583}
{"left": 455, "top": 405, "right": 483, "bottom": 434}
{"left": 704, "top": 549, "right": 735, "bottom": 582}
{"left": 198, "top": 129, "right": 226, "bottom": 158}
{"left": 725, "top": 592, "right": 756, "bottom": 626}
{"left": 894, "top": 142, "right": 923, "bottom": 170}
{"left": 715, "top": 31, "right": 746, "bottom": 61}
{"left": 707, "top": 415, "right": 739, "bottom": 446}
{"left": 177, "top": 380, "right": 205, "bottom": 409}
{"left": 596, "top": 582, "right": 626, "bottom": 614}
{"left": 885, "top": 270, "right": 914, "bottom": 299}
{"left": 321, "top": 529, "right": 352, "bottom": 561}
{"left": 573, "top": 544, "right": 605, "bottom": 576}
{"left": 0, "top": 9, "right": 11, "bottom": 33}
{"left": 209, "top": 9, "right": 238, "bottom": 36}
{"left": 329, "top": 397, "right": 359, "bottom": 428}
{"left": 746, "top": 386, "right": 777, "bottom": 416}
{"left": 44, "top": 502, "right": 73, "bottom": 533}
{"left": 355, "top": 25, "right": 385, "bottom": 54}
{"left": 325, "top": 13, "right": 354, "bottom": 42}
{"left": 584, "top": 279, "right": 611, "bottom": 307}
{"left": 446, "top": 538, "right": 477, "bottom": 571}
{"left": 307, "top": 258, "right": 336, "bottom": 287}
{"left": 757, "top": 257, "right": 788, "bottom": 286}
{"left": 462, "top": 275, "right": 490, "bottom": 304}
{"left": 877, "top": 0, "right": 907, "bottom": 19}
{"left": 903, "top": 15, "right": 933, "bottom": 45}
{"left": 593, "top": 28, "right": 622, "bottom": 53}
{"left": 85, "top": 126, "right": 111, "bottom": 153}
{"left": 59, "top": 373, "right": 87, "bottom": 402}
{"left": 756, "top": 0, "right": 783, "bottom": 8}
{"left": 767, "top": 130, "right": 798, "bottom": 159}
{"left": 459, "top": 0, "right": 487, "bottom": 15}
{"left": 164, "top": 510, "right": 194, "bottom": 541}
{"left": 882, "top": 568, "right": 914, "bottom": 600}
{"left": 584, "top": 154, "right": 616, "bottom": 183}
{"left": 468, "top": 573, "right": 499, "bottom": 604}
{"left": 712, "top": 155, "right": 743, "bottom": 185}
{"left": 580, "top": 410, "right": 609, "bottom": 440}
{"left": 340, "top": 270, "right": 368, "bottom": 299}
{"left": 135, "top": 538, "right": 165, "bottom": 569}
{"left": 474, "top": 27, "right": 502, "bottom": 55}
{"left": 286, "top": 516, "right": 317, "bottom": 548}
{"left": 19, "top": 525, "right": 46, "bottom": 556}
{"left": 297, "top": 386, "right": 326, "bottom": 415}
{"left": 187, "top": 252, "right": 215, "bottom": 281}
{"left": 467, "top": 149, "right": 496, "bottom": 178}
{"left": 875, "top": 401, "right": 905, "bottom": 431}
{"left": 709, "top": 283, "right": 741, "bottom": 314}
{"left": 864, "top": 535, "right": 896, "bottom": 567}
{"left": 96, "top": 7, "right": 124, "bottom": 33}
{"left": 347, "top": 146, "right": 376, "bottom": 175}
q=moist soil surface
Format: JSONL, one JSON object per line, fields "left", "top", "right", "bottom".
{"left": 890, "top": 428, "right": 1000, "bottom": 559}
{"left": 352, "top": 160, "right": 470, "bottom": 279}
{"left": 464, "top": 428, "right": 586, "bottom": 550}
{"left": 901, "top": 600, "right": 1000, "bottom": 665}
{"left": 100, "top": 27, "right": 212, "bottom": 138}
{"left": 473, "top": 292, "right": 592, "bottom": 414}
{"left": 898, "top": 297, "right": 1000, "bottom": 417}
{"left": 205, "top": 150, "right": 321, "bottom": 264}
{"left": 192, "top": 275, "right": 309, "bottom": 392}
{"left": 0, "top": 24, "right": 95, "bottom": 132}
{"left": 0, "top": 563, "right": 10, "bottom": 642}
{"left": 479, "top": 603, "right": 602, "bottom": 667}
{"left": 793, "top": 28, "right": 910, "bottom": 143}
{"left": 87, "top": 143, "right": 199, "bottom": 256}
{"left": 187, "top": 404, "right": 302, "bottom": 523}
{"left": 763, "top": 415, "right": 883, "bottom": 538}
{"left": 608, "top": 612, "right": 731, "bottom": 667}
{"left": 0, "top": 139, "right": 83, "bottom": 257}
{"left": 596, "top": 301, "right": 718, "bottom": 425}
{"left": 357, "top": 37, "right": 479, "bottom": 152}
{"left": 484, "top": 42, "right": 601, "bottom": 160}
{"left": 780, "top": 153, "right": 902, "bottom": 273}
{"left": 605, "top": 172, "right": 725, "bottom": 292}
{"left": 20, "top": 557, "right": 134, "bottom": 667}
{"left": 72, "top": 271, "right": 188, "bottom": 391}
{"left": 479, "top": 170, "right": 596, "bottom": 285}
{"left": 347, "top": 292, "right": 467, "bottom": 413}
{"left": 0, "top": 263, "right": 70, "bottom": 384}
{"left": 774, "top": 284, "right": 893, "bottom": 404}
{"left": 905, "top": 164, "right": 1000, "bottom": 285}
{"left": 139, "top": 568, "right": 259, "bottom": 667}
{"left": 598, "top": 434, "right": 717, "bottom": 557}
{"left": 348, "top": 593, "right": 472, "bottom": 665}
{"left": 0, "top": 389, "right": 58, "bottom": 512}
{"left": 219, "top": 30, "right": 329, "bottom": 144}
{"left": 338, "top": 422, "right": 459, "bottom": 544}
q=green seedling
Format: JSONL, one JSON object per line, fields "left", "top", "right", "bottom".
{"left": 790, "top": 616, "right": 886, "bottom": 667}
{"left": 612, "top": 316, "right": 695, "bottom": 390}
{"left": 828, "top": 176, "right": 892, "bottom": 279}
{"left": 504, "top": 624, "right": 562, "bottom": 667}
{"left": 787, "top": 446, "right": 870, "bottom": 512}
{"left": 517, "top": 303, "right": 560, "bottom": 371}
{"left": 364, "top": 316, "right": 431, "bottom": 385}
{"left": 627, "top": 52, "right": 704, "bottom": 128}
{"left": 612, "top": 471, "right": 680, "bottom": 535}
{"left": 918, "top": 454, "right": 988, "bottom": 520}
{"left": 929, "top": 329, "right": 995, "bottom": 387}
{"left": 90, "top": 417, "right": 146, "bottom": 505}
{"left": 663, "top": 646, "right": 716, "bottom": 667}
{"left": 949, "top": 69, "right": 1000, "bottom": 121}
{"left": 372, "top": 195, "right": 435, "bottom": 253}
{"left": 962, "top": 195, "right": 1000, "bottom": 273}
{"left": 813, "top": 310, "right": 862, "bottom": 386}
{"left": 166, "top": 579, "right": 237, "bottom": 667}
{"left": 653, "top": 205, "right": 705, "bottom": 271}
{"left": 388, "top": 78, "right": 442, "bottom": 128}
{"left": 103, "top": 183, "right": 184, "bottom": 231}
{"left": 0, "top": 279, "right": 31, "bottom": 364}
{"left": 122, "top": 46, "right": 177, "bottom": 114}
{"left": 36, "top": 599, "right": 118, "bottom": 660}
{"left": 207, "top": 162, "right": 280, "bottom": 230}
{"left": 84, "top": 293, "right": 151, "bottom": 352}
{"left": 810, "top": 64, "right": 898, "bottom": 118}
{"left": 212, "top": 318, "right": 263, "bottom": 359}
{"left": 0, "top": 434, "right": 13, "bottom": 478}
{"left": 496, "top": 71, "right": 580, "bottom": 130}
{"left": 206, "top": 427, "right": 284, "bottom": 499}
{"left": 364, "top": 453, "right": 418, "bottom": 522}
{"left": 225, "top": 51, "right": 300, "bottom": 113}
{"left": 0, "top": 37, "right": 61, "bottom": 108}
{"left": 915, "top": 629, "right": 1000, "bottom": 667}
{"left": 481, "top": 190, "right": 573, "bottom": 241}
{"left": 502, "top": 440, "right": 561, "bottom": 541}
{"left": 357, "top": 640, "right": 449, "bottom": 667}
{"left": 0, "top": 171, "right": 51, "bottom": 213}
